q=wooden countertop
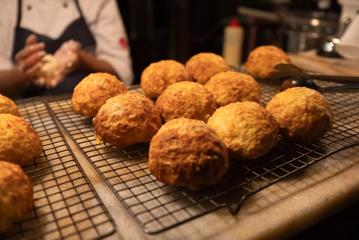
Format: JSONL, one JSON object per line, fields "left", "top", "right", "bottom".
{"left": 289, "top": 51, "right": 359, "bottom": 76}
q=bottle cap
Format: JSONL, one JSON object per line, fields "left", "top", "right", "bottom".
{"left": 228, "top": 17, "right": 240, "bottom": 27}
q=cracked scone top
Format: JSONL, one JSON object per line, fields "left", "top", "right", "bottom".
{"left": 244, "top": 45, "right": 290, "bottom": 79}
{"left": 266, "top": 87, "right": 333, "bottom": 142}
{"left": 141, "top": 60, "right": 190, "bottom": 98}
{"left": 0, "top": 161, "right": 33, "bottom": 233}
{"left": 72, "top": 72, "right": 127, "bottom": 117}
{"left": 0, "top": 114, "right": 42, "bottom": 166}
{"left": 0, "top": 94, "right": 19, "bottom": 116}
{"left": 149, "top": 118, "right": 229, "bottom": 189}
{"left": 156, "top": 81, "right": 217, "bottom": 122}
{"left": 208, "top": 101, "right": 279, "bottom": 160}
{"left": 185, "top": 52, "right": 230, "bottom": 84}
{"left": 93, "top": 92, "right": 161, "bottom": 148}
{"left": 205, "top": 71, "right": 261, "bottom": 107}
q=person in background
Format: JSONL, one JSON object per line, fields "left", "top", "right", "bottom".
{"left": 0, "top": 0, "right": 133, "bottom": 98}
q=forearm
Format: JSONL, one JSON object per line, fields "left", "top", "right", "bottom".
{"left": 78, "top": 50, "right": 117, "bottom": 75}
{"left": 0, "top": 68, "right": 30, "bottom": 97}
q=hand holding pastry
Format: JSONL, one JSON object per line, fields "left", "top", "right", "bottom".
{"left": 36, "top": 40, "right": 81, "bottom": 89}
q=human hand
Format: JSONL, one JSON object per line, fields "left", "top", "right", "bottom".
{"left": 39, "top": 40, "right": 81, "bottom": 89}
{"left": 55, "top": 40, "right": 81, "bottom": 70}
{"left": 15, "top": 34, "right": 45, "bottom": 80}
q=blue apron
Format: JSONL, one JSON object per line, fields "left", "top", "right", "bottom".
{"left": 11, "top": 0, "right": 96, "bottom": 97}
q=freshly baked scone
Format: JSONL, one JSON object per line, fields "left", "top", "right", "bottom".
{"left": 0, "top": 161, "right": 33, "bottom": 233}
{"left": 149, "top": 118, "right": 229, "bottom": 189}
{"left": 0, "top": 114, "right": 42, "bottom": 166}
{"left": 244, "top": 45, "right": 290, "bottom": 79}
{"left": 0, "top": 94, "right": 20, "bottom": 116}
{"left": 93, "top": 92, "right": 161, "bottom": 148}
{"left": 72, "top": 72, "right": 127, "bottom": 117}
{"left": 205, "top": 71, "right": 261, "bottom": 106}
{"left": 266, "top": 87, "right": 333, "bottom": 141}
{"left": 156, "top": 81, "right": 217, "bottom": 122}
{"left": 141, "top": 60, "right": 190, "bottom": 98}
{"left": 185, "top": 52, "right": 230, "bottom": 84}
{"left": 208, "top": 101, "right": 279, "bottom": 160}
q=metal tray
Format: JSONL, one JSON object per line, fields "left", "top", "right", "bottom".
{"left": 1, "top": 99, "right": 116, "bottom": 240}
{"left": 48, "top": 85, "right": 359, "bottom": 234}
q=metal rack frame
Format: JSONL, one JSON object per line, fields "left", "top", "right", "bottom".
{"left": 2, "top": 98, "right": 116, "bottom": 240}
{"left": 48, "top": 86, "right": 359, "bottom": 234}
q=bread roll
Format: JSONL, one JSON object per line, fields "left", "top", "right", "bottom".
{"left": 244, "top": 45, "right": 290, "bottom": 79}
{"left": 72, "top": 72, "right": 127, "bottom": 117}
{"left": 0, "top": 161, "right": 33, "bottom": 233}
{"left": 185, "top": 52, "right": 230, "bottom": 84}
{"left": 149, "top": 118, "right": 229, "bottom": 189}
{"left": 93, "top": 92, "right": 161, "bottom": 148}
{"left": 208, "top": 101, "right": 279, "bottom": 160}
{"left": 0, "top": 94, "right": 20, "bottom": 116}
{"left": 156, "top": 81, "right": 217, "bottom": 122}
{"left": 0, "top": 114, "right": 42, "bottom": 166}
{"left": 266, "top": 87, "right": 333, "bottom": 141}
{"left": 205, "top": 71, "right": 261, "bottom": 106}
{"left": 141, "top": 60, "right": 190, "bottom": 98}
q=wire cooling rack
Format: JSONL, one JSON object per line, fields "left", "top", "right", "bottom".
{"left": 48, "top": 86, "right": 359, "bottom": 234}
{"left": 2, "top": 99, "right": 116, "bottom": 240}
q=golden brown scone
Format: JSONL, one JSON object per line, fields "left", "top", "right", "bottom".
{"left": 266, "top": 87, "right": 333, "bottom": 142}
{"left": 185, "top": 52, "right": 230, "bottom": 84}
{"left": 0, "top": 114, "right": 42, "bottom": 166}
{"left": 205, "top": 71, "right": 261, "bottom": 106}
{"left": 149, "top": 118, "right": 229, "bottom": 189}
{"left": 244, "top": 45, "right": 290, "bottom": 79}
{"left": 72, "top": 72, "right": 127, "bottom": 117}
{"left": 0, "top": 161, "right": 33, "bottom": 233}
{"left": 0, "top": 94, "right": 20, "bottom": 116}
{"left": 155, "top": 81, "right": 217, "bottom": 122}
{"left": 141, "top": 60, "right": 190, "bottom": 98}
{"left": 208, "top": 101, "right": 279, "bottom": 160}
{"left": 93, "top": 92, "right": 161, "bottom": 148}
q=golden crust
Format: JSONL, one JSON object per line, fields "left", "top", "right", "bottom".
{"left": 205, "top": 71, "right": 261, "bottom": 106}
{"left": 208, "top": 101, "right": 279, "bottom": 160}
{"left": 0, "top": 94, "right": 20, "bottom": 116}
{"left": 0, "top": 114, "right": 42, "bottom": 166}
{"left": 140, "top": 60, "right": 190, "bottom": 98}
{"left": 93, "top": 92, "right": 161, "bottom": 148}
{"left": 155, "top": 81, "right": 217, "bottom": 122}
{"left": 72, "top": 72, "right": 128, "bottom": 117}
{"left": 185, "top": 52, "right": 230, "bottom": 84}
{"left": 244, "top": 45, "right": 290, "bottom": 79}
{"left": 149, "top": 118, "right": 229, "bottom": 189}
{"left": 0, "top": 161, "right": 33, "bottom": 233}
{"left": 266, "top": 87, "right": 333, "bottom": 141}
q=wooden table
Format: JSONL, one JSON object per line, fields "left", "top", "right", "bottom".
{"left": 289, "top": 51, "right": 359, "bottom": 76}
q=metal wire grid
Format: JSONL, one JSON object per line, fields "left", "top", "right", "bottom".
{"left": 2, "top": 99, "right": 116, "bottom": 240}
{"left": 48, "top": 86, "right": 359, "bottom": 234}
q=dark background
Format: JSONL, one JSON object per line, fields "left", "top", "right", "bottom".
{"left": 116, "top": 0, "right": 340, "bottom": 83}
{"left": 115, "top": 1, "right": 358, "bottom": 239}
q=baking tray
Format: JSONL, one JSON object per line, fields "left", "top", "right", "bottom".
{"left": 48, "top": 85, "right": 359, "bottom": 234}
{"left": 1, "top": 98, "right": 116, "bottom": 240}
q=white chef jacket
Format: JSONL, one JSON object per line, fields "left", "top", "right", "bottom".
{"left": 0, "top": 0, "right": 134, "bottom": 85}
